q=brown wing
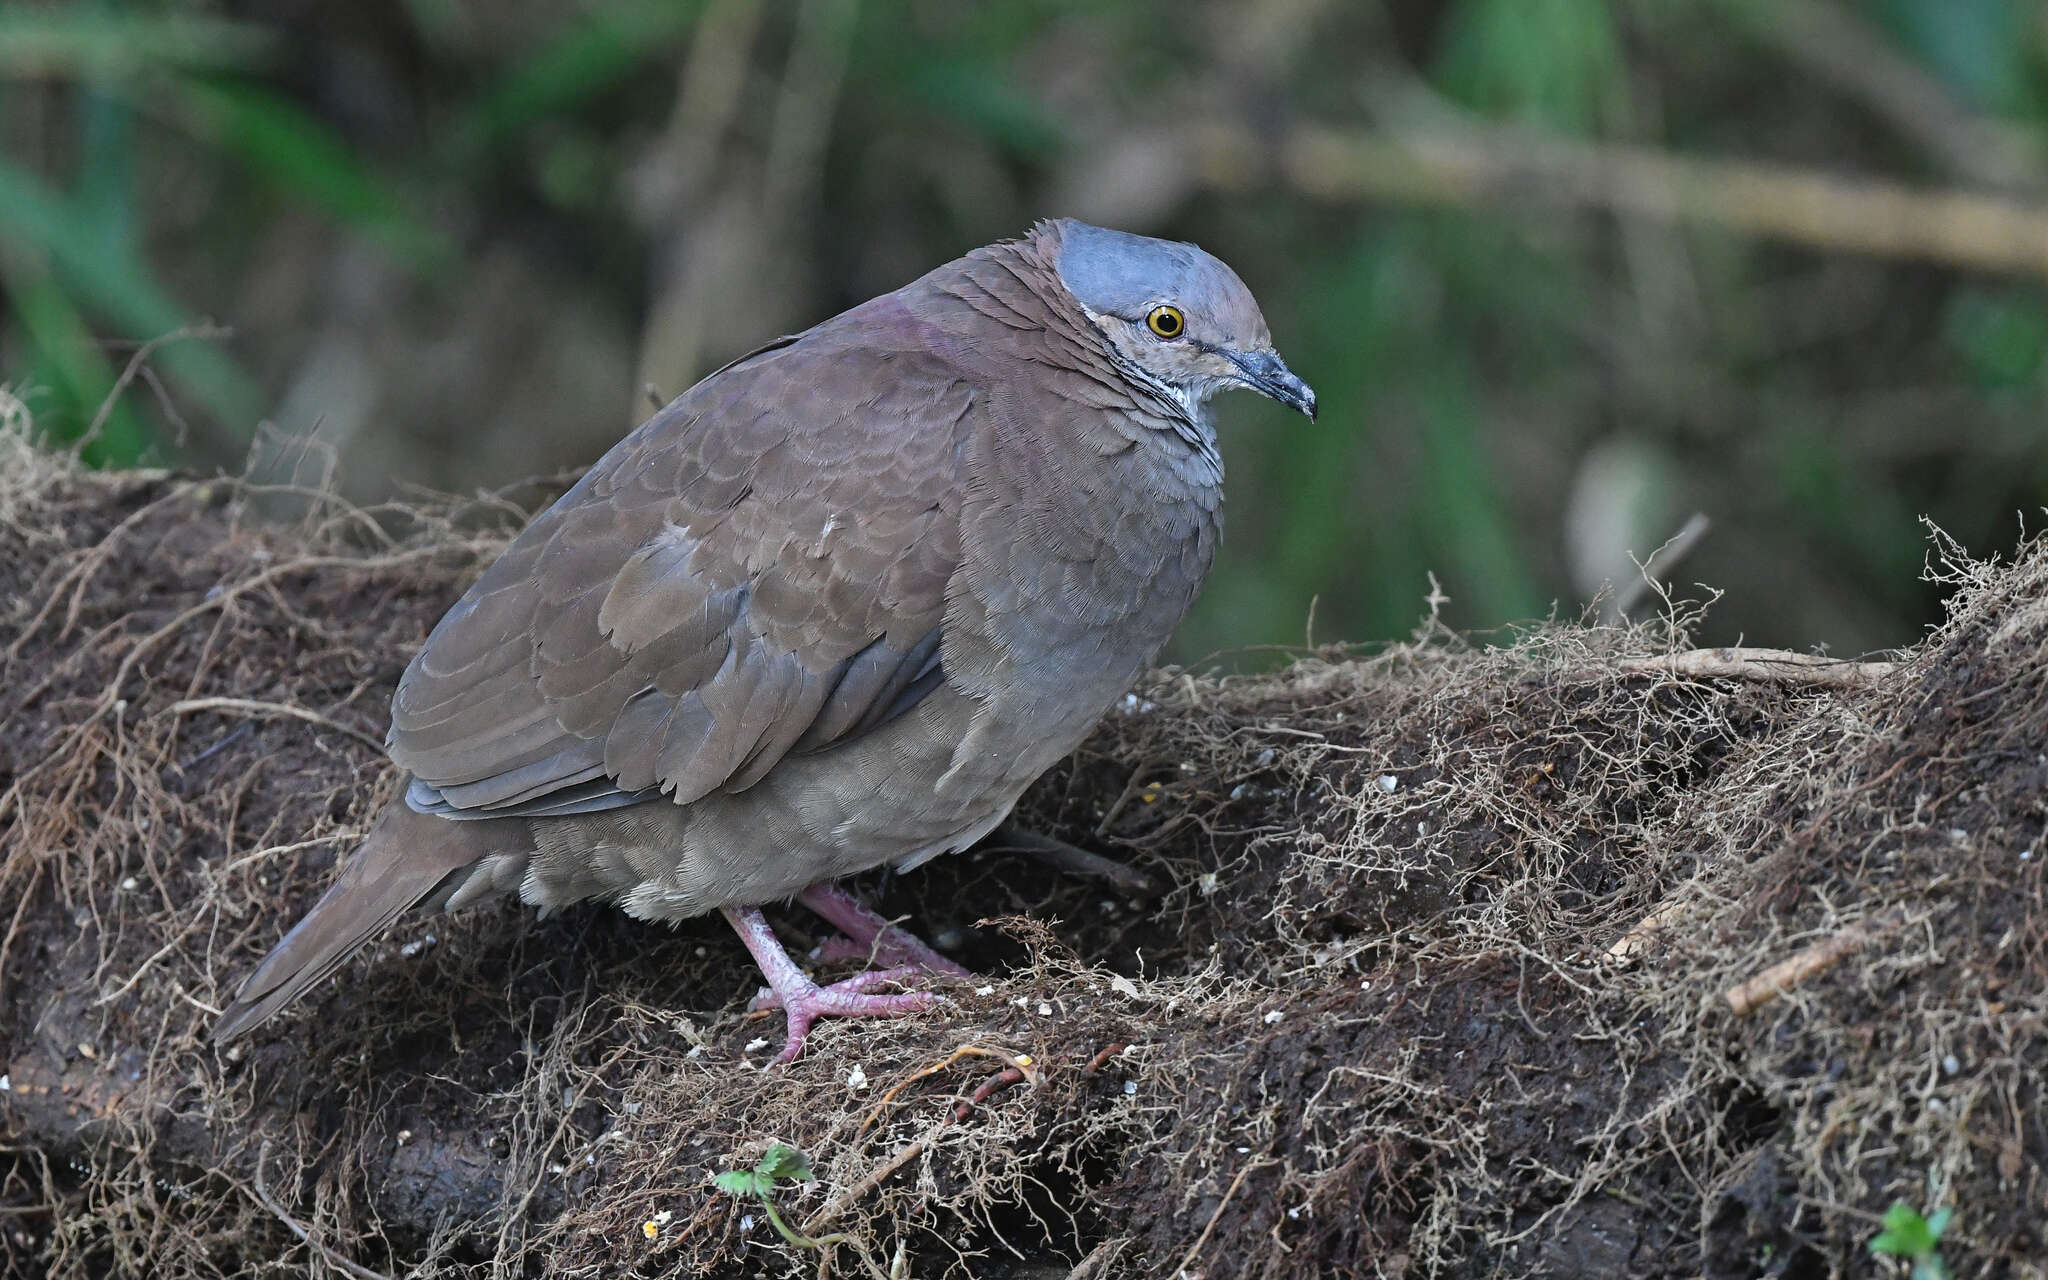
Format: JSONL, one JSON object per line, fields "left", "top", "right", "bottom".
{"left": 388, "top": 300, "right": 972, "bottom": 818}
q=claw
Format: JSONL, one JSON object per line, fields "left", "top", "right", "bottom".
{"left": 798, "top": 882, "right": 973, "bottom": 978}
{"left": 722, "top": 906, "right": 949, "bottom": 1063}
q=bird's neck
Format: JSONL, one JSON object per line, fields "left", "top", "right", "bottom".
{"left": 910, "top": 244, "right": 1223, "bottom": 477}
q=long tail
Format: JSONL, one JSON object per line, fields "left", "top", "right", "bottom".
{"left": 212, "top": 798, "right": 528, "bottom": 1044}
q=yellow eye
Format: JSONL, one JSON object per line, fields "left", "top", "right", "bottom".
{"left": 1145, "top": 304, "right": 1185, "bottom": 339}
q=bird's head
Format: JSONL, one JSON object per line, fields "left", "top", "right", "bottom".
{"left": 1048, "top": 219, "right": 1317, "bottom": 422}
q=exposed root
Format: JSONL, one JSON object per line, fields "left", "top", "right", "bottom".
{"left": 4, "top": 439, "right": 2046, "bottom": 1278}
{"left": 1723, "top": 910, "right": 1910, "bottom": 1016}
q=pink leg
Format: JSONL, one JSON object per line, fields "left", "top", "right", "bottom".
{"left": 798, "top": 882, "right": 974, "bottom": 979}
{"left": 720, "top": 905, "right": 940, "bottom": 1065}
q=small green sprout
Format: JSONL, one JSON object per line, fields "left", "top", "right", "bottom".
{"left": 1869, "top": 1200, "right": 1952, "bottom": 1280}
{"left": 713, "top": 1143, "right": 838, "bottom": 1251}
{"left": 713, "top": 1142, "right": 900, "bottom": 1278}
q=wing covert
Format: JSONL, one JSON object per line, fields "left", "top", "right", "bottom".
{"left": 390, "top": 310, "right": 973, "bottom": 818}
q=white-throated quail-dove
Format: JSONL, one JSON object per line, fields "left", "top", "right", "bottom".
{"left": 213, "top": 218, "right": 1316, "bottom": 1062}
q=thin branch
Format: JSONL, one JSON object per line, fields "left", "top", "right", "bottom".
{"left": 1728, "top": 0, "right": 2041, "bottom": 190}
{"left": 163, "top": 697, "right": 387, "bottom": 755}
{"left": 1198, "top": 122, "right": 2048, "bottom": 282}
{"left": 1173, "top": 1158, "right": 1273, "bottom": 1276}
{"left": 248, "top": 1141, "right": 394, "bottom": 1280}
{"left": 1611, "top": 513, "right": 1712, "bottom": 621}
{"left": 74, "top": 324, "right": 233, "bottom": 459}
{"left": 1617, "top": 647, "right": 1895, "bottom": 689}
{"left": 1724, "top": 912, "right": 1907, "bottom": 1016}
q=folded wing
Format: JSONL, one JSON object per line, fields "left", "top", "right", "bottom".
{"left": 389, "top": 313, "right": 973, "bottom": 818}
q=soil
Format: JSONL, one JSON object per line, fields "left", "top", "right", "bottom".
{"left": 3, "top": 428, "right": 2045, "bottom": 1278}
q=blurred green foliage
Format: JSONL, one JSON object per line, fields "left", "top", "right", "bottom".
{"left": 4, "top": 0, "right": 2048, "bottom": 656}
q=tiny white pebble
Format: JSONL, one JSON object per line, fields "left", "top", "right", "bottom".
{"left": 396, "top": 1129, "right": 412, "bottom": 1145}
{"left": 1236, "top": 1146, "right": 1250, "bottom": 1154}
{"left": 1942, "top": 1054, "right": 1960, "bottom": 1076}
{"left": 1198, "top": 871, "right": 1220, "bottom": 897}
{"left": 744, "top": 1038, "right": 770, "bottom": 1053}
{"left": 1123, "top": 1081, "right": 1138, "bottom": 1095}
{"left": 694, "top": 945, "right": 707, "bottom": 956}
{"left": 974, "top": 984, "right": 995, "bottom": 996}
{"left": 550, "top": 1163, "right": 566, "bottom": 1175}
{"left": 685, "top": 1044, "right": 704, "bottom": 1059}
{"left": 586, "top": 1154, "right": 595, "bottom": 1165}
{"left": 2023, "top": 848, "right": 2034, "bottom": 861}
{"left": 1928, "top": 1098, "right": 1946, "bottom": 1113}
{"left": 740, "top": 1214, "right": 756, "bottom": 1232}
{"left": 1263, "top": 1009, "right": 1284, "bottom": 1024}
{"left": 0, "top": 1074, "right": 10, "bottom": 1092}
{"left": 1378, "top": 774, "right": 1399, "bottom": 792}
{"left": 1228, "top": 784, "right": 1250, "bottom": 801}
{"left": 1011, "top": 996, "right": 1029, "bottom": 1008}
{"left": 120, "top": 877, "right": 138, "bottom": 891}
{"left": 1037, "top": 1002, "right": 1053, "bottom": 1016}
{"left": 653, "top": 1210, "right": 672, "bottom": 1225}
{"left": 1287, "top": 1206, "right": 1301, "bottom": 1220}
{"left": 847, "top": 1064, "right": 868, "bottom": 1090}
{"left": 1254, "top": 748, "right": 1276, "bottom": 767}
{"left": 113, "top": 699, "right": 127, "bottom": 715}
{"left": 1949, "top": 828, "right": 1969, "bottom": 841}
{"left": 77, "top": 1043, "right": 97, "bottom": 1060}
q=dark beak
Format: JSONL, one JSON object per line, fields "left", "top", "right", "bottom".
{"left": 1229, "top": 349, "right": 1318, "bottom": 420}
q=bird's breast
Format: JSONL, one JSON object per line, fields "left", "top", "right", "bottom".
{"left": 944, "top": 398, "right": 1220, "bottom": 716}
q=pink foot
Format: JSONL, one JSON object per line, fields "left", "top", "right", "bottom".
{"left": 721, "top": 906, "right": 943, "bottom": 1065}
{"left": 798, "top": 882, "right": 974, "bottom": 979}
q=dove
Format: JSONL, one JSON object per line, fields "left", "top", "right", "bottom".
{"left": 214, "top": 218, "right": 1315, "bottom": 1062}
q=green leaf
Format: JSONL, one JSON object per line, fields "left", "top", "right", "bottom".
{"left": 164, "top": 77, "right": 450, "bottom": 270}
{"left": 442, "top": 0, "right": 704, "bottom": 167}
{"left": 1923, "top": 1207, "right": 1952, "bottom": 1241}
{"left": 1432, "top": 0, "right": 1624, "bottom": 134}
{"left": 1943, "top": 288, "right": 2048, "bottom": 388}
{"left": 2, "top": 258, "right": 148, "bottom": 465}
{"left": 898, "top": 58, "right": 1066, "bottom": 157}
{"left": 712, "top": 1169, "right": 768, "bottom": 1199}
{"left": 1870, "top": 1200, "right": 1938, "bottom": 1257}
{"left": 0, "top": 157, "right": 263, "bottom": 450}
{"left": 0, "top": 11, "right": 274, "bottom": 80}
{"left": 756, "top": 1143, "right": 815, "bottom": 1184}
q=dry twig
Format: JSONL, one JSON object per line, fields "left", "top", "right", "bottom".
{"left": 1200, "top": 122, "right": 2048, "bottom": 282}
{"left": 247, "top": 1141, "right": 394, "bottom": 1280}
{"left": 1617, "top": 647, "right": 1895, "bottom": 688}
{"left": 1724, "top": 913, "right": 1907, "bottom": 1016}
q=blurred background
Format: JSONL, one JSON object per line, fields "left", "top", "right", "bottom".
{"left": 4, "top": 0, "right": 2047, "bottom": 661}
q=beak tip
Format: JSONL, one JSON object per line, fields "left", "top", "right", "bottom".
{"left": 1231, "top": 349, "right": 1318, "bottom": 421}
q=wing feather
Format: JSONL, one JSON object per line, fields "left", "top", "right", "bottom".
{"left": 390, "top": 302, "right": 973, "bottom": 819}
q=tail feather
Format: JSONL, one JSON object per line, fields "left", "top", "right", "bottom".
{"left": 212, "top": 799, "right": 527, "bottom": 1044}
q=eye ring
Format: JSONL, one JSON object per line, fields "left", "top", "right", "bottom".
{"left": 1145, "top": 304, "right": 1186, "bottom": 339}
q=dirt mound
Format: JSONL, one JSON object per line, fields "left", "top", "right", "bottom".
{"left": 3, "top": 421, "right": 2044, "bottom": 1277}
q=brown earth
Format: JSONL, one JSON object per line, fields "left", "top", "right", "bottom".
{"left": 2, "top": 421, "right": 2045, "bottom": 1278}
